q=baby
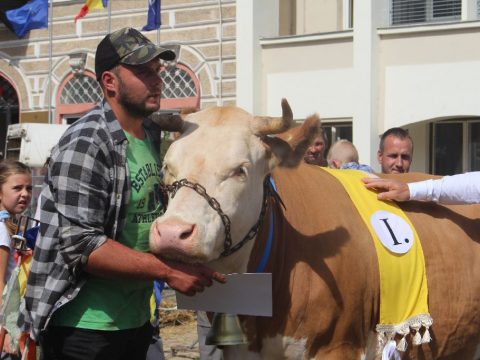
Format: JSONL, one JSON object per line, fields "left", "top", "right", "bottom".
{"left": 327, "top": 139, "right": 374, "bottom": 173}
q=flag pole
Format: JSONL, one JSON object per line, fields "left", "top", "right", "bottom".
{"left": 107, "top": 0, "right": 111, "bottom": 33}
{"left": 156, "top": 0, "right": 160, "bottom": 45}
{"left": 47, "top": 0, "right": 53, "bottom": 124}
{"left": 218, "top": 0, "right": 223, "bottom": 105}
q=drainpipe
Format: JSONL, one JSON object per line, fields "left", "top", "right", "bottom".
{"left": 218, "top": 0, "right": 223, "bottom": 105}
{"left": 47, "top": 0, "right": 53, "bottom": 124}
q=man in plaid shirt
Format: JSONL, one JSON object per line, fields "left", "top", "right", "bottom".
{"left": 19, "top": 27, "right": 225, "bottom": 359}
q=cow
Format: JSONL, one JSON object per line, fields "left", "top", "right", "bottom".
{"left": 149, "top": 100, "right": 480, "bottom": 359}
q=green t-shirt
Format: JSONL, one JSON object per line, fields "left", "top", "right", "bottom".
{"left": 51, "top": 131, "right": 164, "bottom": 330}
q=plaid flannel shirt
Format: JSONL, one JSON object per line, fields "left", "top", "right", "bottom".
{"left": 19, "top": 101, "right": 161, "bottom": 340}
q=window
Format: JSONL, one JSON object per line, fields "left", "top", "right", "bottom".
{"left": 391, "top": 0, "right": 461, "bottom": 25}
{"left": 56, "top": 71, "right": 102, "bottom": 124}
{"left": 322, "top": 122, "right": 353, "bottom": 154}
{"left": 469, "top": 122, "right": 480, "bottom": 171}
{"left": 0, "top": 76, "right": 19, "bottom": 159}
{"left": 431, "top": 119, "right": 480, "bottom": 175}
{"left": 60, "top": 76, "right": 102, "bottom": 104}
{"left": 159, "top": 64, "right": 200, "bottom": 109}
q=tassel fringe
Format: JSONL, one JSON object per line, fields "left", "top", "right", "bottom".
{"left": 376, "top": 314, "right": 433, "bottom": 354}
{"left": 396, "top": 334, "right": 407, "bottom": 351}
{"left": 411, "top": 321, "right": 422, "bottom": 345}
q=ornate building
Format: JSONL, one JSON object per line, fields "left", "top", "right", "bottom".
{"left": 0, "top": 0, "right": 235, "bottom": 137}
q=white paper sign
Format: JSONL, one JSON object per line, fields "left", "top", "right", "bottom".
{"left": 176, "top": 273, "right": 272, "bottom": 317}
{"left": 370, "top": 210, "right": 414, "bottom": 254}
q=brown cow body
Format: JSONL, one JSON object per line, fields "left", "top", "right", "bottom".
{"left": 239, "top": 165, "right": 480, "bottom": 359}
{"left": 150, "top": 102, "right": 480, "bottom": 359}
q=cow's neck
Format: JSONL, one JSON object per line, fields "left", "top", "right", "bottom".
{"left": 212, "top": 190, "right": 282, "bottom": 274}
{"left": 209, "top": 240, "right": 257, "bottom": 274}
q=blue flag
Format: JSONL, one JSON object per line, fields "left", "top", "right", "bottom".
{"left": 5, "top": 0, "right": 48, "bottom": 38}
{"left": 102, "top": 0, "right": 108, "bottom": 7}
{"left": 142, "top": 0, "right": 160, "bottom": 31}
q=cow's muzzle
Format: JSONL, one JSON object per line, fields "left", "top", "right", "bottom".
{"left": 159, "top": 177, "right": 273, "bottom": 257}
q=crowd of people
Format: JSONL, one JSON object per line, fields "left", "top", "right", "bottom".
{"left": 0, "top": 26, "right": 478, "bottom": 360}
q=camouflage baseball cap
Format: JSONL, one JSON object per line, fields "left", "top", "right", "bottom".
{"left": 95, "top": 27, "right": 176, "bottom": 80}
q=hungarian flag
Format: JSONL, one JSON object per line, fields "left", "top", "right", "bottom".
{"left": 75, "top": 0, "right": 108, "bottom": 22}
{"left": 0, "top": 0, "right": 48, "bottom": 38}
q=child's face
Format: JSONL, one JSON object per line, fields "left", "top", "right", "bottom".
{"left": 0, "top": 173, "right": 32, "bottom": 215}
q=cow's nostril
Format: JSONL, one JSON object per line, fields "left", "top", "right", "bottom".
{"left": 179, "top": 225, "right": 195, "bottom": 240}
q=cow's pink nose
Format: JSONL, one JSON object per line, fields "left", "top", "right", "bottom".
{"left": 156, "top": 220, "right": 196, "bottom": 243}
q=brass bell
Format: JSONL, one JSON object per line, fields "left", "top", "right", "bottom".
{"left": 205, "top": 313, "right": 248, "bottom": 346}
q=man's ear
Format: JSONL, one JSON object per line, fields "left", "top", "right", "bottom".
{"left": 101, "top": 71, "right": 117, "bottom": 95}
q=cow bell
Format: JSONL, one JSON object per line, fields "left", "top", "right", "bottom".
{"left": 205, "top": 313, "right": 247, "bottom": 346}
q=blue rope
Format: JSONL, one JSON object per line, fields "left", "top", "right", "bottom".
{"left": 255, "top": 177, "right": 277, "bottom": 273}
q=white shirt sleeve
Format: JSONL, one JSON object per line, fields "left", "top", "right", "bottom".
{"left": 0, "top": 222, "right": 16, "bottom": 283}
{"left": 0, "top": 222, "right": 12, "bottom": 250}
{"left": 408, "top": 172, "right": 480, "bottom": 204}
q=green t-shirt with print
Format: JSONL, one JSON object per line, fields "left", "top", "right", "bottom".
{"left": 51, "top": 131, "right": 164, "bottom": 330}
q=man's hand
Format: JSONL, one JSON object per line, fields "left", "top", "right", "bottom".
{"left": 86, "top": 239, "right": 226, "bottom": 296}
{"left": 362, "top": 177, "right": 410, "bottom": 202}
{"left": 161, "top": 259, "right": 226, "bottom": 296}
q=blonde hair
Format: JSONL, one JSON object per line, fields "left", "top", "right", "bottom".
{"left": 327, "top": 140, "right": 359, "bottom": 168}
{"left": 0, "top": 160, "right": 32, "bottom": 235}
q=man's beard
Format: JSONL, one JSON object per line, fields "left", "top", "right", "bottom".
{"left": 117, "top": 78, "right": 159, "bottom": 118}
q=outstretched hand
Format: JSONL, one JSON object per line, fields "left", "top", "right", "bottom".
{"left": 161, "top": 258, "right": 226, "bottom": 296}
{"left": 362, "top": 177, "right": 410, "bottom": 202}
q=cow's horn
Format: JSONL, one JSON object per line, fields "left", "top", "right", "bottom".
{"left": 149, "top": 112, "right": 184, "bottom": 132}
{"left": 251, "top": 98, "right": 294, "bottom": 135}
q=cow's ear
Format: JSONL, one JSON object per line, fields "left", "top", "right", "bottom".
{"left": 149, "top": 113, "right": 185, "bottom": 132}
{"left": 263, "top": 115, "right": 321, "bottom": 169}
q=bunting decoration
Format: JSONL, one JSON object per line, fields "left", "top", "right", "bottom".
{"left": 142, "top": 0, "right": 161, "bottom": 31}
{"left": 0, "top": 0, "right": 48, "bottom": 38}
{"left": 74, "top": 0, "right": 108, "bottom": 22}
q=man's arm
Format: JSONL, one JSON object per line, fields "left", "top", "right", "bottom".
{"left": 410, "top": 172, "right": 480, "bottom": 204}
{"left": 363, "top": 172, "right": 480, "bottom": 204}
{"left": 86, "top": 239, "right": 225, "bottom": 296}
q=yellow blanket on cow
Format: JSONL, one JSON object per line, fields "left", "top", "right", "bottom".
{"left": 323, "top": 168, "right": 433, "bottom": 352}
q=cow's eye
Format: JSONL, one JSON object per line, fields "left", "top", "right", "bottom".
{"left": 161, "top": 165, "right": 168, "bottom": 178}
{"left": 161, "top": 164, "right": 174, "bottom": 182}
{"left": 231, "top": 166, "right": 247, "bottom": 180}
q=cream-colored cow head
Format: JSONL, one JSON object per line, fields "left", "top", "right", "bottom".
{"left": 149, "top": 99, "right": 320, "bottom": 273}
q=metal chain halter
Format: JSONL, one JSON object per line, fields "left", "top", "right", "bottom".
{"left": 160, "top": 177, "right": 272, "bottom": 257}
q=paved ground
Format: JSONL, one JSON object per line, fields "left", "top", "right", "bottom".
{"left": 161, "top": 320, "right": 199, "bottom": 359}
{"left": 159, "top": 288, "right": 200, "bottom": 360}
